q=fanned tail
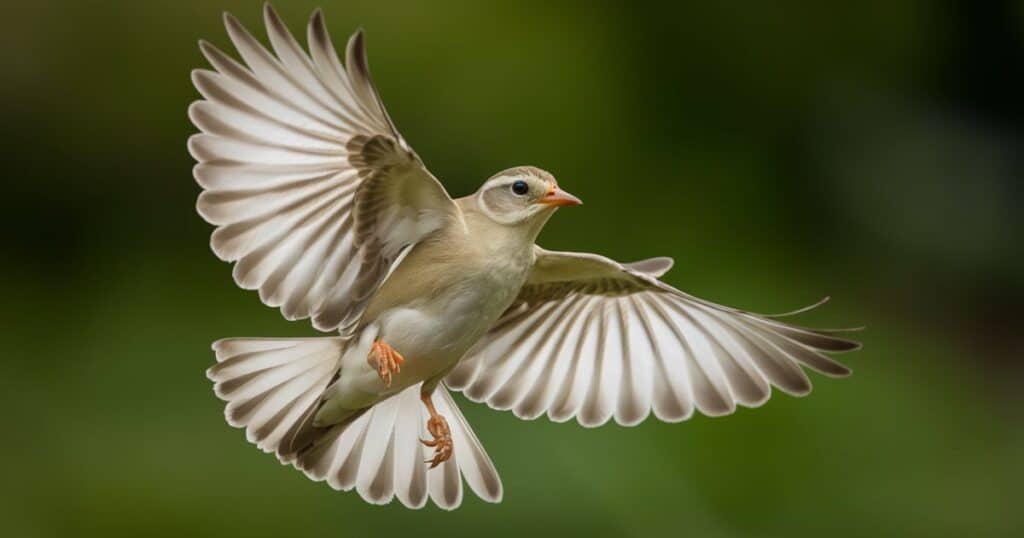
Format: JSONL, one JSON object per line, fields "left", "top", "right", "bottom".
{"left": 207, "top": 337, "right": 345, "bottom": 456}
{"left": 207, "top": 337, "right": 502, "bottom": 509}
{"left": 293, "top": 384, "right": 503, "bottom": 510}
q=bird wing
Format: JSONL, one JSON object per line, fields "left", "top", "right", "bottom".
{"left": 446, "top": 247, "right": 861, "bottom": 427}
{"left": 188, "top": 6, "right": 459, "bottom": 333}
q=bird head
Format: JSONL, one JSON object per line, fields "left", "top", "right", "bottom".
{"left": 475, "top": 166, "right": 582, "bottom": 227}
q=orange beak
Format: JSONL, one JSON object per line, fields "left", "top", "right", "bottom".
{"left": 538, "top": 185, "right": 583, "bottom": 207}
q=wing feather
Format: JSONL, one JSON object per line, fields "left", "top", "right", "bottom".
{"left": 197, "top": 41, "right": 347, "bottom": 136}
{"left": 189, "top": 6, "right": 459, "bottom": 332}
{"left": 490, "top": 296, "right": 580, "bottom": 411}
{"left": 450, "top": 247, "right": 860, "bottom": 427}
{"left": 616, "top": 299, "right": 653, "bottom": 426}
{"left": 511, "top": 294, "right": 590, "bottom": 420}
{"left": 549, "top": 296, "right": 602, "bottom": 422}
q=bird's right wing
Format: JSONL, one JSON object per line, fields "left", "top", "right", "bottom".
{"left": 188, "top": 5, "right": 460, "bottom": 333}
{"left": 447, "top": 247, "right": 861, "bottom": 427}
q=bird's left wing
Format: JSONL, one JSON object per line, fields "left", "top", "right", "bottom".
{"left": 446, "top": 247, "right": 860, "bottom": 427}
{"left": 188, "top": 6, "right": 459, "bottom": 333}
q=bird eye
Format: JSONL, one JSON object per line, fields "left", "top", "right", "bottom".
{"left": 511, "top": 180, "right": 529, "bottom": 195}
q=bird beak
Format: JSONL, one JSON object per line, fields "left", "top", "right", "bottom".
{"left": 538, "top": 185, "right": 582, "bottom": 207}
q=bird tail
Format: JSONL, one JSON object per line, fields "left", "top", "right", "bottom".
{"left": 206, "top": 337, "right": 503, "bottom": 510}
{"left": 207, "top": 337, "right": 345, "bottom": 457}
{"left": 293, "top": 383, "right": 503, "bottom": 509}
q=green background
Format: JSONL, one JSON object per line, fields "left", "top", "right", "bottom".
{"left": 2, "top": 1, "right": 1021, "bottom": 536}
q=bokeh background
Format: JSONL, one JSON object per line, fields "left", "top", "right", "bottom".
{"left": 2, "top": 1, "right": 1021, "bottom": 536}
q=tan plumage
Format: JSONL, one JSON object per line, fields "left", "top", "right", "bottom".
{"left": 190, "top": 4, "right": 861, "bottom": 510}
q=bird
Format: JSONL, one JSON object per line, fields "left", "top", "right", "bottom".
{"left": 188, "top": 4, "right": 861, "bottom": 510}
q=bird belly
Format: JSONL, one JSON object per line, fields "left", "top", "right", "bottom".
{"left": 384, "top": 278, "right": 519, "bottom": 383}
{"left": 325, "top": 271, "right": 522, "bottom": 415}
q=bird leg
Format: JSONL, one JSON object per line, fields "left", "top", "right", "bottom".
{"left": 420, "top": 391, "right": 453, "bottom": 469}
{"left": 368, "top": 340, "right": 404, "bottom": 388}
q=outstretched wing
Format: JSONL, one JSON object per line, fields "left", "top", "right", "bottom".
{"left": 447, "top": 247, "right": 861, "bottom": 427}
{"left": 188, "top": 5, "right": 459, "bottom": 333}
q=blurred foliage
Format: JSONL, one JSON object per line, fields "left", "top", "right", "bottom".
{"left": 1, "top": 1, "right": 1021, "bottom": 537}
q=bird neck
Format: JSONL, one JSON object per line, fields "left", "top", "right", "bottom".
{"left": 460, "top": 205, "right": 546, "bottom": 258}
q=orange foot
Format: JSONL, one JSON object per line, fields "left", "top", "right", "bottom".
{"left": 368, "top": 340, "right": 404, "bottom": 388}
{"left": 420, "top": 392, "right": 453, "bottom": 469}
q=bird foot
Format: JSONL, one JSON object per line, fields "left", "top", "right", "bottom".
{"left": 421, "top": 414, "right": 453, "bottom": 469}
{"left": 419, "top": 393, "right": 453, "bottom": 468}
{"left": 368, "top": 340, "right": 404, "bottom": 388}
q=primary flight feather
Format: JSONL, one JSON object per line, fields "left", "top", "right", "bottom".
{"left": 189, "top": 4, "right": 861, "bottom": 510}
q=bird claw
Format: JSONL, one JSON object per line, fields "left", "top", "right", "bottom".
{"left": 420, "top": 414, "right": 452, "bottom": 468}
{"left": 368, "top": 340, "right": 404, "bottom": 388}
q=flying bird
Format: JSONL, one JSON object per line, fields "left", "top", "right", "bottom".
{"left": 188, "top": 4, "right": 861, "bottom": 510}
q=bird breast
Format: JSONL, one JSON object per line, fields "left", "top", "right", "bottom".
{"left": 359, "top": 228, "right": 535, "bottom": 385}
